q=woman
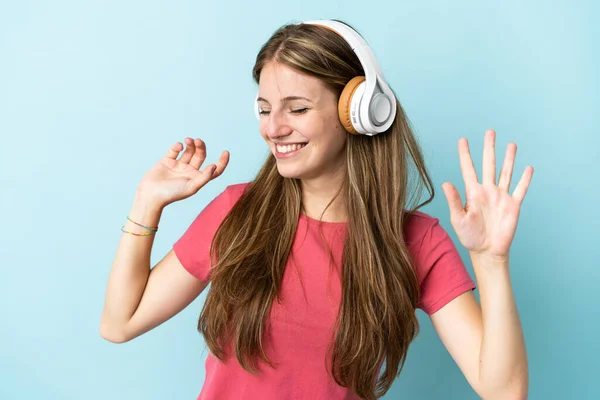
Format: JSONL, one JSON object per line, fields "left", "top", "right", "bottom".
{"left": 100, "top": 19, "right": 532, "bottom": 400}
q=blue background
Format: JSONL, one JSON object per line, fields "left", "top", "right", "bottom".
{"left": 1, "top": 1, "right": 598, "bottom": 399}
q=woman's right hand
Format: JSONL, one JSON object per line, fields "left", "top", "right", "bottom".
{"left": 136, "top": 137, "right": 230, "bottom": 208}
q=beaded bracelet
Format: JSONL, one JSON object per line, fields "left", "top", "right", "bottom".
{"left": 121, "top": 216, "right": 159, "bottom": 236}
{"left": 127, "top": 216, "right": 158, "bottom": 231}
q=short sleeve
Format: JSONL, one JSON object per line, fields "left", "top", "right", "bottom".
{"left": 172, "top": 186, "right": 233, "bottom": 282}
{"left": 415, "top": 218, "right": 476, "bottom": 315}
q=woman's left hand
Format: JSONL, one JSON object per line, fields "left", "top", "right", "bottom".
{"left": 441, "top": 129, "right": 534, "bottom": 261}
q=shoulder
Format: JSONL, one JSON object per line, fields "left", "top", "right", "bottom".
{"left": 226, "top": 181, "right": 251, "bottom": 192}
{"left": 224, "top": 181, "right": 252, "bottom": 202}
{"left": 404, "top": 210, "right": 467, "bottom": 281}
{"left": 403, "top": 210, "right": 459, "bottom": 274}
{"left": 403, "top": 210, "right": 441, "bottom": 249}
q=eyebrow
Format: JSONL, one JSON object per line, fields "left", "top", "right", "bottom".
{"left": 256, "top": 96, "right": 313, "bottom": 104}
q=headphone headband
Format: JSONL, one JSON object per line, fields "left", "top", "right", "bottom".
{"left": 300, "top": 20, "right": 386, "bottom": 85}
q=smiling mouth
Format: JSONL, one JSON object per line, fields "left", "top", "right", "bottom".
{"left": 274, "top": 142, "right": 308, "bottom": 156}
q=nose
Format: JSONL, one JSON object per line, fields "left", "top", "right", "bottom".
{"left": 263, "top": 108, "right": 293, "bottom": 140}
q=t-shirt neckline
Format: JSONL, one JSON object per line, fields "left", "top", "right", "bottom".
{"left": 299, "top": 212, "right": 348, "bottom": 227}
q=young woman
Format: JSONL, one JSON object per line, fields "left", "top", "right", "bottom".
{"left": 101, "top": 20, "right": 532, "bottom": 400}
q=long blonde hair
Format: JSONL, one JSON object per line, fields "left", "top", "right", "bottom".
{"left": 199, "top": 21, "right": 435, "bottom": 400}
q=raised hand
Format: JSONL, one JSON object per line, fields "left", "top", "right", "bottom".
{"left": 137, "top": 137, "right": 230, "bottom": 208}
{"left": 441, "top": 130, "right": 534, "bottom": 260}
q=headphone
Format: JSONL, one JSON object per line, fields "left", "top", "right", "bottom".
{"left": 254, "top": 20, "right": 397, "bottom": 136}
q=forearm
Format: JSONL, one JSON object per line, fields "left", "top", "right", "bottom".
{"left": 471, "top": 254, "right": 529, "bottom": 399}
{"left": 100, "top": 192, "right": 163, "bottom": 341}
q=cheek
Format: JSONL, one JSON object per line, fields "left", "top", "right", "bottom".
{"left": 332, "top": 117, "right": 348, "bottom": 145}
{"left": 309, "top": 118, "right": 346, "bottom": 151}
{"left": 311, "top": 113, "right": 344, "bottom": 140}
{"left": 329, "top": 112, "right": 344, "bottom": 134}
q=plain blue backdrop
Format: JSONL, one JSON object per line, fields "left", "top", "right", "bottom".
{"left": 1, "top": 1, "right": 598, "bottom": 399}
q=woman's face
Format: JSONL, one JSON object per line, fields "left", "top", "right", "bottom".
{"left": 257, "top": 61, "right": 348, "bottom": 180}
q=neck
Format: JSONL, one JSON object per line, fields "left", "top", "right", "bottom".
{"left": 300, "top": 174, "right": 347, "bottom": 223}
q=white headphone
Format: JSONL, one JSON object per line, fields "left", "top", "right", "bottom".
{"left": 254, "top": 20, "right": 396, "bottom": 136}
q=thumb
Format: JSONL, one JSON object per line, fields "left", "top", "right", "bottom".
{"left": 441, "top": 182, "right": 464, "bottom": 217}
{"left": 188, "top": 165, "right": 217, "bottom": 194}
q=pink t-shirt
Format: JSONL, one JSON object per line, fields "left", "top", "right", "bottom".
{"left": 173, "top": 182, "right": 476, "bottom": 399}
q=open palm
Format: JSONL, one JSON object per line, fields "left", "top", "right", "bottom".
{"left": 441, "top": 130, "right": 534, "bottom": 259}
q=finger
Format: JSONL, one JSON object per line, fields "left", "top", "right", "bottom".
{"left": 458, "top": 138, "right": 479, "bottom": 191}
{"left": 165, "top": 141, "right": 184, "bottom": 160}
{"left": 482, "top": 130, "right": 496, "bottom": 186}
{"left": 442, "top": 182, "right": 465, "bottom": 218}
{"left": 179, "top": 137, "right": 196, "bottom": 164}
{"left": 189, "top": 138, "right": 207, "bottom": 170}
{"left": 498, "top": 142, "right": 517, "bottom": 192}
{"left": 512, "top": 166, "right": 534, "bottom": 205}
{"left": 189, "top": 164, "right": 218, "bottom": 192}
{"left": 210, "top": 150, "right": 230, "bottom": 179}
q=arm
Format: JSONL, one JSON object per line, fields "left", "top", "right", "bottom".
{"left": 435, "top": 129, "right": 533, "bottom": 398}
{"left": 99, "top": 194, "right": 208, "bottom": 343}
{"left": 430, "top": 254, "right": 528, "bottom": 399}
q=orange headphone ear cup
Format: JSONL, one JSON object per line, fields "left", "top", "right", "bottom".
{"left": 338, "top": 76, "right": 366, "bottom": 135}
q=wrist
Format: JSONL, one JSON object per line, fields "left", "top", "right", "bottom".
{"left": 133, "top": 190, "right": 165, "bottom": 212}
{"left": 469, "top": 251, "right": 509, "bottom": 265}
{"left": 469, "top": 252, "right": 510, "bottom": 276}
{"left": 129, "top": 193, "right": 164, "bottom": 228}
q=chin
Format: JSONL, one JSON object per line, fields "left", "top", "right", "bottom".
{"left": 275, "top": 166, "right": 307, "bottom": 179}
{"left": 276, "top": 170, "right": 304, "bottom": 179}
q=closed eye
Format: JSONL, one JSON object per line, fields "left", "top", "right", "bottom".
{"left": 258, "top": 108, "right": 308, "bottom": 116}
